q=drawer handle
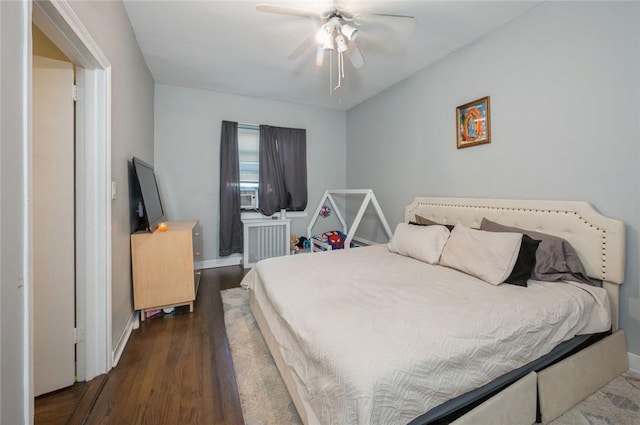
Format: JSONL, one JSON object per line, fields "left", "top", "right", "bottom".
{"left": 194, "top": 233, "right": 200, "bottom": 237}
{"left": 195, "top": 252, "right": 201, "bottom": 256}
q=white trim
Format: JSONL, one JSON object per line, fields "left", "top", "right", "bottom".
{"left": 74, "top": 67, "right": 88, "bottom": 382}
{"left": 0, "top": 0, "right": 4, "bottom": 419}
{"left": 197, "top": 255, "right": 243, "bottom": 269}
{"left": 31, "top": 0, "right": 112, "bottom": 391}
{"left": 628, "top": 351, "right": 640, "bottom": 373}
{"left": 23, "top": 2, "right": 34, "bottom": 423}
{"left": 78, "top": 65, "right": 112, "bottom": 378}
{"left": 112, "top": 310, "right": 136, "bottom": 367}
{"left": 104, "top": 67, "right": 113, "bottom": 372}
{"left": 0, "top": 2, "right": 3, "bottom": 420}
{"left": 32, "top": 1, "right": 109, "bottom": 68}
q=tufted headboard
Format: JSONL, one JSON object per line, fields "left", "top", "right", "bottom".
{"left": 405, "top": 197, "right": 626, "bottom": 330}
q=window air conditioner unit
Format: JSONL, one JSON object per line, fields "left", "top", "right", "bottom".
{"left": 240, "top": 189, "right": 258, "bottom": 210}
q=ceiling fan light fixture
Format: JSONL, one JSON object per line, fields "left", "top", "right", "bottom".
{"left": 335, "top": 34, "right": 348, "bottom": 53}
{"left": 257, "top": 3, "right": 416, "bottom": 95}
{"left": 315, "top": 24, "right": 330, "bottom": 44}
{"left": 323, "top": 36, "right": 335, "bottom": 50}
{"left": 341, "top": 23, "right": 357, "bottom": 41}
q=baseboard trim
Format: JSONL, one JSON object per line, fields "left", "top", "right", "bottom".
{"left": 629, "top": 351, "right": 640, "bottom": 373}
{"left": 196, "top": 255, "right": 242, "bottom": 270}
{"left": 112, "top": 310, "right": 136, "bottom": 367}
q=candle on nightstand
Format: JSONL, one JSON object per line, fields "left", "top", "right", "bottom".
{"left": 157, "top": 222, "right": 168, "bottom": 232}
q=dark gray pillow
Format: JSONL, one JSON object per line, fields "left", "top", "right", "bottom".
{"left": 480, "top": 218, "right": 593, "bottom": 285}
{"left": 504, "top": 234, "right": 541, "bottom": 287}
{"left": 414, "top": 215, "right": 455, "bottom": 231}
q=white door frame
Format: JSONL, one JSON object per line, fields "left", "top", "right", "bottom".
{"left": 31, "top": 0, "right": 111, "bottom": 388}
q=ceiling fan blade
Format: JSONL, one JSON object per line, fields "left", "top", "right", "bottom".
{"left": 370, "top": 13, "right": 417, "bottom": 21}
{"left": 347, "top": 45, "right": 365, "bottom": 69}
{"left": 354, "top": 13, "right": 417, "bottom": 34}
{"left": 288, "top": 30, "right": 318, "bottom": 60}
{"left": 256, "top": 4, "right": 320, "bottom": 19}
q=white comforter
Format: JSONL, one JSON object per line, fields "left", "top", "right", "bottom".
{"left": 242, "top": 245, "right": 610, "bottom": 425}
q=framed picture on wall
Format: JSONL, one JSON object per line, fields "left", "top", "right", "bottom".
{"left": 456, "top": 96, "right": 491, "bottom": 149}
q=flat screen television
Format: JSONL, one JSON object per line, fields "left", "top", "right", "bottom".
{"left": 132, "top": 157, "right": 166, "bottom": 232}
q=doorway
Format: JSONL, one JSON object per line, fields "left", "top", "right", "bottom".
{"left": 32, "top": 50, "right": 76, "bottom": 396}
{"left": 30, "top": 0, "right": 112, "bottom": 416}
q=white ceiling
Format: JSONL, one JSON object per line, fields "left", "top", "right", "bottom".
{"left": 123, "top": 0, "right": 541, "bottom": 111}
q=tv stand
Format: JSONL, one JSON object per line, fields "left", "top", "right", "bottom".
{"left": 131, "top": 220, "right": 201, "bottom": 321}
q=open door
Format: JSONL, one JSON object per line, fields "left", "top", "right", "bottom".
{"left": 33, "top": 55, "right": 76, "bottom": 396}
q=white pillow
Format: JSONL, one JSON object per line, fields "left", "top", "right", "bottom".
{"left": 439, "top": 224, "right": 522, "bottom": 285}
{"left": 387, "top": 223, "right": 451, "bottom": 264}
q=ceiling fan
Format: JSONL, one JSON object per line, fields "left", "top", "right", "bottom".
{"left": 256, "top": 2, "right": 416, "bottom": 93}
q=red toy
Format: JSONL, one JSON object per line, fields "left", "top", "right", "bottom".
{"left": 322, "top": 230, "right": 347, "bottom": 250}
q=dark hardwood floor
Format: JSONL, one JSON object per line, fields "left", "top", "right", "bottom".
{"left": 35, "top": 266, "right": 247, "bottom": 425}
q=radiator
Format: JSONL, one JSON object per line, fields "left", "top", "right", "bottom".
{"left": 243, "top": 219, "right": 291, "bottom": 268}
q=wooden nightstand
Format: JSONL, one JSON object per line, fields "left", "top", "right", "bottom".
{"left": 131, "top": 220, "right": 201, "bottom": 320}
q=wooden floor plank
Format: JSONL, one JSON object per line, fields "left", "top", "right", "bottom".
{"left": 34, "top": 266, "right": 246, "bottom": 425}
{"left": 65, "top": 374, "right": 108, "bottom": 425}
{"left": 35, "top": 381, "right": 92, "bottom": 425}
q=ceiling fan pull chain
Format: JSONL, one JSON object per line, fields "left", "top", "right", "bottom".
{"left": 334, "top": 51, "right": 343, "bottom": 91}
{"left": 329, "top": 50, "right": 333, "bottom": 95}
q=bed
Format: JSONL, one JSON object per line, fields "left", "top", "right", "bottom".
{"left": 241, "top": 197, "right": 629, "bottom": 424}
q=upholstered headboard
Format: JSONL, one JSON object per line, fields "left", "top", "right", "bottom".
{"left": 405, "top": 197, "right": 626, "bottom": 330}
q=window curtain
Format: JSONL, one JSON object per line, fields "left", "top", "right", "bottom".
{"left": 219, "top": 121, "right": 243, "bottom": 256}
{"left": 258, "top": 125, "right": 307, "bottom": 216}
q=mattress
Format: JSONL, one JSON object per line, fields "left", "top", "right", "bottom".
{"left": 242, "top": 244, "right": 611, "bottom": 425}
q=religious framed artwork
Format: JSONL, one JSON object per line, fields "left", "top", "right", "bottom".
{"left": 456, "top": 96, "right": 491, "bottom": 149}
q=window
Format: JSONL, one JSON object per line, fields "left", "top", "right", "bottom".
{"left": 234, "top": 122, "right": 307, "bottom": 215}
{"left": 258, "top": 125, "right": 307, "bottom": 216}
{"left": 219, "top": 120, "right": 307, "bottom": 257}
{"left": 238, "top": 124, "right": 259, "bottom": 210}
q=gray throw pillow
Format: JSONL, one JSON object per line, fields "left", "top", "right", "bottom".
{"left": 480, "top": 218, "right": 593, "bottom": 285}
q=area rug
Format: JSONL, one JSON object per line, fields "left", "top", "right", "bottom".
{"left": 222, "top": 287, "right": 302, "bottom": 425}
{"left": 222, "top": 287, "right": 640, "bottom": 425}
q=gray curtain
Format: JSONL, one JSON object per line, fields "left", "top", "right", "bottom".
{"left": 278, "top": 126, "right": 307, "bottom": 211}
{"left": 258, "top": 125, "right": 307, "bottom": 216}
{"left": 258, "top": 125, "right": 287, "bottom": 215}
{"left": 219, "top": 121, "right": 243, "bottom": 256}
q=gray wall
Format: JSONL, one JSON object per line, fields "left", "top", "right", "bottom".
{"left": 1, "top": 2, "right": 29, "bottom": 423}
{"left": 68, "top": 1, "right": 154, "bottom": 351}
{"left": 346, "top": 2, "right": 640, "bottom": 355}
{"left": 154, "top": 84, "right": 346, "bottom": 264}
